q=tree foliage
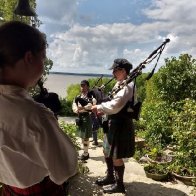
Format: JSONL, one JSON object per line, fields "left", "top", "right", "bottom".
{"left": 139, "top": 53, "right": 196, "bottom": 152}
{"left": 66, "top": 84, "right": 80, "bottom": 102}
{"left": 0, "top": 0, "right": 16, "bottom": 22}
{"left": 141, "top": 100, "right": 174, "bottom": 147}
{"left": 144, "top": 73, "right": 161, "bottom": 102}
{"left": 154, "top": 54, "right": 196, "bottom": 104}
{"left": 0, "top": 0, "right": 36, "bottom": 23}
{"left": 135, "top": 73, "right": 148, "bottom": 101}
{"left": 169, "top": 98, "right": 196, "bottom": 176}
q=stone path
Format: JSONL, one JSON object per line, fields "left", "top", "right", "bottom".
{"left": 59, "top": 117, "right": 195, "bottom": 196}
{"left": 68, "top": 141, "right": 195, "bottom": 196}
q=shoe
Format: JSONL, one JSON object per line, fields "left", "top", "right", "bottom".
{"left": 95, "top": 176, "right": 115, "bottom": 186}
{"left": 103, "top": 183, "right": 125, "bottom": 194}
{"left": 92, "top": 141, "right": 98, "bottom": 146}
{"left": 79, "top": 153, "right": 89, "bottom": 161}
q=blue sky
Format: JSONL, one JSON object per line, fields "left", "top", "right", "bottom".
{"left": 36, "top": 0, "right": 196, "bottom": 74}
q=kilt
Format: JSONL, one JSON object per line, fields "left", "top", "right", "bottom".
{"left": 77, "top": 113, "right": 92, "bottom": 139}
{"left": 103, "top": 117, "right": 135, "bottom": 159}
{"left": 1, "top": 177, "right": 68, "bottom": 196}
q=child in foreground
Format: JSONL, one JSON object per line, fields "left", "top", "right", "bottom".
{"left": 0, "top": 21, "right": 77, "bottom": 196}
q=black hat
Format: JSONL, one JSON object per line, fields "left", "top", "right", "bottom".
{"left": 80, "top": 80, "right": 89, "bottom": 86}
{"left": 110, "top": 58, "right": 133, "bottom": 74}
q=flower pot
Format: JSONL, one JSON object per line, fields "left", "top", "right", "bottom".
{"left": 145, "top": 170, "right": 169, "bottom": 181}
{"left": 144, "top": 165, "right": 169, "bottom": 181}
{"left": 172, "top": 172, "right": 196, "bottom": 186}
{"left": 146, "top": 154, "right": 173, "bottom": 164}
{"left": 135, "top": 137, "right": 145, "bottom": 149}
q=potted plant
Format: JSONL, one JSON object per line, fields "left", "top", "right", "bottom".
{"left": 144, "top": 163, "right": 170, "bottom": 181}
{"left": 146, "top": 147, "right": 173, "bottom": 164}
{"left": 169, "top": 155, "right": 196, "bottom": 186}
{"left": 172, "top": 170, "right": 196, "bottom": 186}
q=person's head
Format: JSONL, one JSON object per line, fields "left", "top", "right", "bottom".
{"left": 0, "top": 21, "right": 47, "bottom": 89}
{"left": 110, "top": 58, "right": 132, "bottom": 81}
{"left": 80, "top": 80, "right": 89, "bottom": 93}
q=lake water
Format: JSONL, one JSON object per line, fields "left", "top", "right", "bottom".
{"left": 44, "top": 73, "right": 107, "bottom": 98}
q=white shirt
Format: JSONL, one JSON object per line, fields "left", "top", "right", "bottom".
{"left": 0, "top": 85, "right": 78, "bottom": 188}
{"left": 97, "top": 80, "right": 135, "bottom": 115}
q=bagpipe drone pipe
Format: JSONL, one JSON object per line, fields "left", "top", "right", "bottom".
{"left": 75, "top": 39, "right": 170, "bottom": 120}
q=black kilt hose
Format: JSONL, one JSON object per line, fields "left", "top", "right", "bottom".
{"left": 103, "top": 117, "right": 135, "bottom": 159}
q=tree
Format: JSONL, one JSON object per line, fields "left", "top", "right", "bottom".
{"left": 135, "top": 73, "right": 148, "bottom": 102}
{"left": 140, "top": 53, "right": 196, "bottom": 148}
{"left": 0, "top": 0, "right": 37, "bottom": 23}
{"left": 144, "top": 73, "right": 161, "bottom": 102}
{"left": 0, "top": 0, "right": 16, "bottom": 22}
{"left": 154, "top": 54, "right": 196, "bottom": 104}
{"left": 66, "top": 84, "right": 80, "bottom": 102}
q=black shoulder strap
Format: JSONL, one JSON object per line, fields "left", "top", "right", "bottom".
{"left": 131, "top": 78, "right": 136, "bottom": 104}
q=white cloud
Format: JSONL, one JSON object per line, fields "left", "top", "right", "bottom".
{"left": 37, "top": 0, "right": 77, "bottom": 26}
{"left": 42, "top": 0, "right": 196, "bottom": 74}
{"left": 144, "top": 0, "right": 196, "bottom": 23}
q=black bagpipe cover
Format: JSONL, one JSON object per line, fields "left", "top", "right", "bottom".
{"left": 75, "top": 97, "right": 89, "bottom": 107}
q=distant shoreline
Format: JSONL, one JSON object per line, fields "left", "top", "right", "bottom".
{"left": 49, "top": 71, "right": 112, "bottom": 78}
{"left": 45, "top": 73, "right": 112, "bottom": 98}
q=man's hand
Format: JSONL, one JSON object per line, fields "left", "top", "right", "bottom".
{"left": 84, "top": 103, "right": 92, "bottom": 111}
{"left": 77, "top": 106, "right": 83, "bottom": 111}
{"left": 91, "top": 105, "right": 97, "bottom": 113}
{"left": 91, "top": 105, "right": 104, "bottom": 116}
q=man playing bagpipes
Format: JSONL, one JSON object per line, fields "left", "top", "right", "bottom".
{"left": 91, "top": 59, "right": 136, "bottom": 194}
{"left": 72, "top": 80, "right": 100, "bottom": 161}
{"left": 90, "top": 38, "right": 170, "bottom": 193}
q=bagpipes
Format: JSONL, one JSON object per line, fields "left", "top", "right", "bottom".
{"left": 75, "top": 38, "right": 170, "bottom": 119}
{"left": 107, "top": 38, "right": 170, "bottom": 99}
{"left": 74, "top": 75, "right": 113, "bottom": 107}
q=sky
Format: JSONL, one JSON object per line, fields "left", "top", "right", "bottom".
{"left": 36, "top": 0, "right": 196, "bottom": 75}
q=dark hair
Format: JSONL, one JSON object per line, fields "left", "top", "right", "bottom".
{"left": 0, "top": 21, "right": 47, "bottom": 68}
{"left": 80, "top": 80, "right": 89, "bottom": 86}
{"left": 111, "top": 58, "right": 133, "bottom": 74}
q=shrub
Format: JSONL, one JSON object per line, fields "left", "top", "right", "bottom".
{"left": 170, "top": 99, "right": 196, "bottom": 175}
{"left": 154, "top": 54, "right": 196, "bottom": 104}
{"left": 141, "top": 100, "right": 174, "bottom": 148}
{"left": 59, "top": 121, "right": 80, "bottom": 151}
{"left": 59, "top": 98, "right": 75, "bottom": 116}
